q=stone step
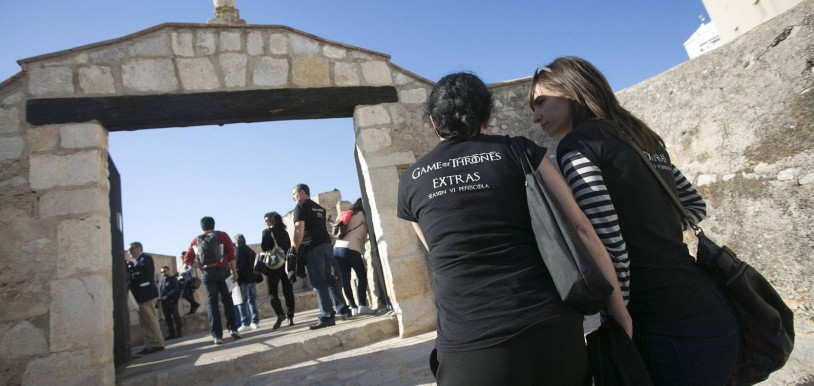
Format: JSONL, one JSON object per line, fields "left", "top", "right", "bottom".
{"left": 116, "top": 308, "right": 399, "bottom": 386}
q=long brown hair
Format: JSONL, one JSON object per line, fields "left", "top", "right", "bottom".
{"left": 528, "top": 56, "right": 665, "bottom": 153}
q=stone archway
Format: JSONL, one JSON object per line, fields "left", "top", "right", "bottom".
{"left": 0, "top": 23, "right": 436, "bottom": 385}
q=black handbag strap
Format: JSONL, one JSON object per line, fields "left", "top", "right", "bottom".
{"left": 615, "top": 132, "right": 702, "bottom": 234}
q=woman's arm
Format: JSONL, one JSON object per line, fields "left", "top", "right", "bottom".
{"left": 410, "top": 221, "right": 429, "bottom": 251}
{"left": 673, "top": 165, "right": 707, "bottom": 225}
{"left": 538, "top": 157, "right": 633, "bottom": 336}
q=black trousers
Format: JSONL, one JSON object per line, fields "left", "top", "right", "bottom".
{"left": 265, "top": 266, "right": 295, "bottom": 318}
{"left": 160, "top": 298, "right": 182, "bottom": 337}
{"left": 434, "top": 315, "right": 589, "bottom": 386}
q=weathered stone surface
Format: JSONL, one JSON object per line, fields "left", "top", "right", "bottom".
{"left": 177, "top": 58, "right": 221, "bottom": 91}
{"left": 0, "top": 176, "right": 26, "bottom": 188}
{"left": 196, "top": 31, "right": 217, "bottom": 56}
{"left": 60, "top": 123, "right": 107, "bottom": 149}
{"left": 78, "top": 65, "right": 116, "bottom": 95}
{"left": 0, "top": 136, "right": 24, "bottom": 161}
{"left": 398, "top": 88, "right": 427, "bottom": 104}
{"left": 268, "top": 33, "right": 289, "bottom": 55}
{"left": 30, "top": 151, "right": 105, "bottom": 190}
{"left": 122, "top": 59, "right": 179, "bottom": 92}
{"left": 128, "top": 34, "right": 170, "bottom": 57}
{"left": 393, "top": 71, "right": 414, "bottom": 86}
{"left": 22, "top": 350, "right": 114, "bottom": 386}
{"left": 253, "top": 57, "right": 289, "bottom": 87}
{"left": 800, "top": 173, "right": 814, "bottom": 185}
{"left": 360, "top": 127, "right": 392, "bottom": 153}
{"left": 50, "top": 275, "right": 113, "bottom": 355}
{"left": 0, "top": 107, "right": 20, "bottom": 134}
{"left": 334, "top": 62, "right": 360, "bottom": 86}
{"left": 3, "top": 91, "right": 24, "bottom": 106}
{"left": 28, "top": 67, "right": 75, "bottom": 96}
{"left": 292, "top": 56, "right": 330, "bottom": 86}
{"left": 246, "top": 31, "right": 264, "bottom": 55}
{"left": 290, "top": 34, "right": 320, "bottom": 54}
{"left": 26, "top": 126, "right": 58, "bottom": 152}
{"left": 88, "top": 47, "right": 124, "bottom": 64}
{"left": 57, "top": 216, "right": 111, "bottom": 278}
{"left": 171, "top": 32, "right": 195, "bottom": 57}
{"left": 361, "top": 61, "right": 392, "bottom": 86}
{"left": 220, "top": 31, "right": 242, "bottom": 52}
{"left": 323, "top": 45, "right": 347, "bottom": 59}
{"left": 0, "top": 321, "right": 47, "bottom": 358}
{"left": 355, "top": 105, "right": 391, "bottom": 127}
{"left": 39, "top": 187, "right": 109, "bottom": 218}
{"left": 220, "top": 53, "right": 248, "bottom": 88}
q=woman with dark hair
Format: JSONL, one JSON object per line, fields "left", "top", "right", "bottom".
{"left": 529, "top": 56, "right": 739, "bottom": 385}
{"left": 397, "top": 72, "right": 626, "bottom": 385}
{"left": 262, "top": 211, "right": 296, "bottom": 329}
{"left": 333, "top": 198, "right": 373, "bottom": 316}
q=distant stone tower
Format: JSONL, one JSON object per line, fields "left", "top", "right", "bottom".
{"left": 208, "top": 0, "right": 246, "bottom": 25}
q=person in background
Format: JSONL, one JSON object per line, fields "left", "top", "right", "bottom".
{"left": 333, "top": 198, "right": 375, "bottom": 316}
{"left": 183, "top": 216, "right": 242, "bottom": 345}
{"left": 262, "top": 212, "right": 296, "bottom": 329}
{"left": 234, "top": 233, "right": 261, "bottom": 332}
{"left": 178, "top": 251, "right": 200, "bottom": 315}
{"left": 528, "top": 56, "right": 738, "bottom": 384}
{"left": 126, "top": 242, "right": 165, "bottom": 355}
{"left": 397, "top": 72, "right": 625, "bottom": 385}
{"left": 159, "top": 266, "right": 183, "bottom": 339}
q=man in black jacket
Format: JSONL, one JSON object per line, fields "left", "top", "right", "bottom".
{"left": 159, "top": 266, "right": 183, "bottom": 339}
{"left": 127, "top": 242, "right": 165, "bottom": 355}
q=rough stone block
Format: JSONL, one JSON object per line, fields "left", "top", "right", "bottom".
{"left": 246, "top": 31, "right": 264, "bottom": 55}
{"left": 196, "top": 31, "right": 217, "bottom": 56}
{"left": 22, "top": 349, "right": 114, "bottom": 386}
{"left": 220, "top": 31, "right": 242, "bottom": 51}
{"left": 393, "top": 71, "right": 413, "bottom": 86}
{"left": 89, "top": 47, "right": 124, "bottom": 64}
{"left": 398, "top": 88, "right": 427, "bottom": 104}
{"left": 696, "top": 174, "right": 718, "bottom": 186}
{"left": 0, "top": 176, "right": 27, "bottom": 188}
{"left": 355, "top": 105, "right": 391, "bottom": 127}
{"left": 0, "top": 136, "right": 24, "bottom": 161}
{"left": 122, "top": 59, "right": 179, "bottom": 92}
{"left": 171, "top": 32, "right": 194, "bottom": 57}
{"left": 334, "top": 62, "right": 360, "bottom": 87}
{"left": 3, "top": 91, "right": 24, "bottom": 106}
{"left": 39, "top": 187, "right": 109, "bottom": 218}
{"left": 128, "top": 34, "right": 170, "bottom": 57}
{"left": 361, "top": 61, "right": 393, "bottom": 86}
{"left": 78, "top": 66, "right": 116, "bottom": 95}
{"left": 50, "top": 275, "right": 113, "bottom": 355}
{"left": 268, "top": 33, "right": 289, "bottom": 55}
{"left": 28, "top": 67, "right": 75, "bottom": 96}
{"left": 800, "top": 173, "right": 814, "bottom": 185}
{"left": 57, "top": 216, "right": 111, "bottom": 278}
{"left": 777, "top": 167, "right": 801, "bottom": 181}
{"left": 290, "top": 34, "right": 320, "bottom": 54}
{"left": 60, "top": 123, "right": 107, "bottom": 149}
{"left": 0, "top": 321, "right": 47, "bottom": 358}
{"left": 323, "top": 45, "right": 347, "bottom": 59}
{"left": 292, "top": 56, "right": 330, "bottom": 87}
{"left": 26, "top": 126, "right": 58, "bottom": 152}
{"left": 30, "top": 151, "right": 105, "bottom": 190}
{"left": 177, "top": 58, "right": 221, "bottom": 91}
{"left": 360, "top": 127, "right": 392, "bottom": 153}
{"left": 0, "top": 107, "right": 20, "bottom": 134}
{"left": 220, "top": 53, "right": 248, "bottom": 88}
{"left": 253, "top": 57, "right": 289, "bottom": 87}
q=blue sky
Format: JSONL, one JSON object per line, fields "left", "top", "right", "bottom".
{"left": 1, "top": 1, "right": 709, "bottom": 255}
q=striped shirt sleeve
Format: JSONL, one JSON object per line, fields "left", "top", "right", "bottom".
{"left": 673, "top": 165, "right": 707, "bottom": 226}
{"left": 558, "top": 150, "right": 630, "bottom": 304}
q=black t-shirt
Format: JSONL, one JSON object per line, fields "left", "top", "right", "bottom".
{"left": 292, "top": 199, "right": 332, "bottom": 249}
{"left": 557, "top": 122, "right": 718, "bottom": 328}
{"left": 397, "top": 134, "right": 576, "bottom": 352}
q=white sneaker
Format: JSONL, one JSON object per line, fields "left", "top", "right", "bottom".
{"left": 214, "top": 338, "right": 223, "bottom": 345}
{"left": 351, "top": 307, "right": 359, "bottom": 316}
{"left": 237, "top": 325, "right": 250, "bottom": 332}
{"left": 250, "top": 323, "right": 258, "bottom": 330}
{"left": 358, "top": 306, "right": 376, "bottom": 315}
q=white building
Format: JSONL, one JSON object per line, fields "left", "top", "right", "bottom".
{"left": 684, "top": 20, "right": 723, "bottom": 59}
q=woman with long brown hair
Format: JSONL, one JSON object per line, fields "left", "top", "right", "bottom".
{"left": 529, "top": 56, "right": 739, "bottom": 385}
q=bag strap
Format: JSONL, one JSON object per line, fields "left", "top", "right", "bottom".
{"left": 509, "top": 137, "right": 535, "bottom": 175}
{"left": 615, "top": 132, "right": 702, "bottom": 235}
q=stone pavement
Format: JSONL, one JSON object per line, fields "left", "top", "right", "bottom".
{"left": 117, "top": 310, "right": 814, "bottom": 386}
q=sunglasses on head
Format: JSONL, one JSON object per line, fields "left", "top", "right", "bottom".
{"left": 534, "top": 64, "right": 552, "bottom": 78}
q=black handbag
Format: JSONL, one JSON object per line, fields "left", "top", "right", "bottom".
{"left": 512, "top": 138, "right": 613, "bottom": 315}
{"left": 617, "top": 132, "right": 795, "bottom": 386}
{"left": 587, "top": 318, "right": 654, "bottom": 386}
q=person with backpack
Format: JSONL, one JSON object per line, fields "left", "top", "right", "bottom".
{"left": 332, "top": 198, "right": 375, "bottom": 316}
{"left": 234, "top": 233, "right": 261, "bottom": 332}
{"left": 262, "top": 211, "right": 296, "bottom": 330}
{"left": 183, "top": 216, "right": 242, "bottom": 345}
